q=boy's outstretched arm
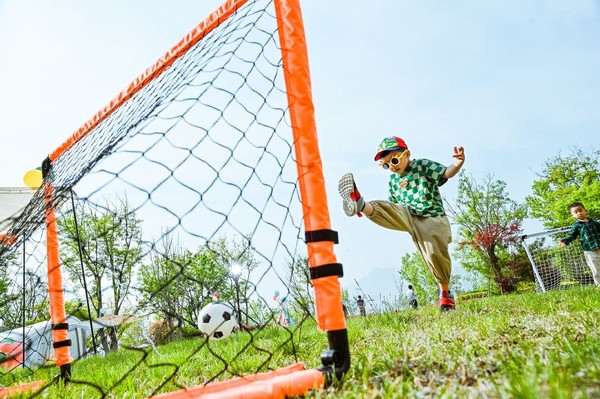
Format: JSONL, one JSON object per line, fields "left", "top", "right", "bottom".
{"left": 443, "top": 146, "right": 465, "bottom": 179}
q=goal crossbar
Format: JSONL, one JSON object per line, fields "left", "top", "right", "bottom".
{"left": 1, "top": 0, "right": 350, "bottom": 397}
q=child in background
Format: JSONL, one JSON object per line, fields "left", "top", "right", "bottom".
{"left": 559, "top": 202, "right": 600, "bottom": 286}
{"left": 406, "top": 284, "right": 418, "bottom": 309}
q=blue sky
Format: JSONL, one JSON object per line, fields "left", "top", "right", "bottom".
{"left": 1, "top": 1, "right": 599, "bottom": 299}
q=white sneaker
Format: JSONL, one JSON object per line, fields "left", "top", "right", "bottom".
{"left": 338, "top": 173, "right": 365, "bottom": 217}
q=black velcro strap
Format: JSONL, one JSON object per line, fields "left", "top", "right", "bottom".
{"left": 310, "top": 263, "right": 343, "bottom": 280}
{"left": 42, "top": 156, "right": 52, "bottom": 178}
{"left": 52, "top": 323, "right": 69, "bottom": 330}
{"left": 305, "top": 229, "right": 339, "bottom": 244}
{"left": 53, "top": 339, "right": 72, "bottom": 349}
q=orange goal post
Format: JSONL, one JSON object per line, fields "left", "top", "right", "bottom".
{"left": 0, "top": 0, "right": 349, "bottom": 397}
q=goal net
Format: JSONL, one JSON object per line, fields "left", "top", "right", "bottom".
{"left": 521, "top": 226, "right": 595, "bottom": 292}
{"left": 0, "top": 0, "right": 349, "bottom": 397}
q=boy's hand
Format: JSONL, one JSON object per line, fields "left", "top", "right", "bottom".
{"left": 443, "top": 146, "right": 465, "bottom": 179}
{"left": 452, "top": 146, "right": 465, "bottom": 165}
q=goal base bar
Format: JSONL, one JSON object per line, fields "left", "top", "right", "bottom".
{"left": 150, "top": 363, "right": 325, "bottom": 399}
{"left": 0, "top": 380, "right": 45, "bottom": 398}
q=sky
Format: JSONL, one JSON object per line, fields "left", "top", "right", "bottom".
{"left": 1, "top": 1, "right": 599, "bottom": 301}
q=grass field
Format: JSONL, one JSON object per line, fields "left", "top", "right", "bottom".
{"left": 4, "top": 287, "right": 600, "bottom": 398}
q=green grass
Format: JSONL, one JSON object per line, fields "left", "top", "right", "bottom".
{"left": 3, "top": 287, "right": 600, "bottom": 398}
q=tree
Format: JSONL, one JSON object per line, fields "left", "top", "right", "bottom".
{"left": 0, "top": 250, "right": 16, "bottom": 318}
{"left": 0, "top": 248, "right": 49, "bottom": 329}
{"left": 0, "top": 268, "right": 49, "bottom": 329}
{"left": 445, "top": 172, "right": 527, "bottom": 293}
{"left": 284, "top": 256, "right": 314, "bottom": 319}
{"left": 58, "top": 195, "right": 143, "bottom": 352}
{"left": 139, "top": 237, "right": 225, "bottom": 341}
{"left": 397, "top": 252, "right": 439, "bottom": 305}
{"left": 397, "top": 251, "right": 463, "bottom": 305}
{"left": 58, "top": 195, "right": 143, "bottom": 318}
{"left": 341, "top": 288, "right": 356, "bottom": 316}
{"left": 526, "top": 148, "right": 600, "bottom": 228}
{"left": 139, "top": 235, "right": 257, "bottom": 341}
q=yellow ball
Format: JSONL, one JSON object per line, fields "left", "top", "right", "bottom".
{"left": 23, "top": 168, "right": 43, "bottom": 189}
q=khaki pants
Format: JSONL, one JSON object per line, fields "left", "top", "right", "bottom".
{"left": 367, "top": 200, "right": 452, "bottom": 285}
{"left": 584, "top": 249, "right": 600, "bottom": 285}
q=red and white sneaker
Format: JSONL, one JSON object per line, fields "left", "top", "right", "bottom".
{"left": 338, "top": 173, "right": 365, "bottom": 217}
{"left": 439, "top": 290, "right": 455, "bottom": 312}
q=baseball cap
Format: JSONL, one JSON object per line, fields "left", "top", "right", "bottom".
{"left": 374, "top": 136, "right": 408, "bottom": 161}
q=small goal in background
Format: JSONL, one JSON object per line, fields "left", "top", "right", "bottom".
{"left": 521, "top": 226, "right": 595, "bottom": 292}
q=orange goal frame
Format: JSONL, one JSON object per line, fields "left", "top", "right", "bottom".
{"left": 33, "top": 0, "right": 350, "bottom": 397}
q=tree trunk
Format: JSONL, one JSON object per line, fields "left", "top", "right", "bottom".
{"left": 98, "top": 330, "right": 110, "bottom": 353}
{"left": 487, "top": 246, "right": 502, "bottom": 279}
{"left": 109, "top": 327, "right": 119, "bottom": 351}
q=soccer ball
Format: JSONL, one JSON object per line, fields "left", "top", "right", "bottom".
{"left": 197, "top": 302, "right": 238, "bottom": 340}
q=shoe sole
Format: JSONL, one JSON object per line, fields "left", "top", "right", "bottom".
{"left": 338, "top": 173, "right": 358, "bottom": 216}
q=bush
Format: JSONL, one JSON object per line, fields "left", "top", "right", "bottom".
{"left": 149, "top": 320, "right": 173, "bottom": 345}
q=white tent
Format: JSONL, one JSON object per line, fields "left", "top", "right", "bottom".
{"left": 0, "top": 187, "right": 36, "bottom": 234}
{"left": 0, "top": 315, "right": 138, "bottom": 370}
{"left": 0, "top": 315, "right": 89, "bottom": 370}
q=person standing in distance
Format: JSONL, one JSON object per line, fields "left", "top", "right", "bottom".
{"left": 406, "top": 284, "right": 418, "bottom": 309}
{"left": 356, "top": 295, "right": 366, "bottom": 316}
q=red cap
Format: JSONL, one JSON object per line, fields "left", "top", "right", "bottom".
{"left": 374, "top": 136, "right": 409, "bottom": 161}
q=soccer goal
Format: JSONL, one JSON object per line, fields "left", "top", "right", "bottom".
{"left": 521, "top": 226, "right": 595, "bottom": 292}
{"left": 0, "top": 0, "right": 349, "bottom": 397}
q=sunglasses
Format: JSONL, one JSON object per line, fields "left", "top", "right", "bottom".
{"left": 379, "top": 150, "right": 407, "bottom": 170}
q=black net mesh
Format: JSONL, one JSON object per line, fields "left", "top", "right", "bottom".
{"left": 0, "top": 0, "right": 326, "bottom": 396}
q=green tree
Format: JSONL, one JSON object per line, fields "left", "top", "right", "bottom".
{"left": 285, "top": 256, "right": 314, "bottom": 320}
{"left": 0, "top": 250, "right": 16, "bottom": 316}
{"left": 446, "top": 172, "right": 527, "bottom": 293}
{"left": 140, "top": 239, "right": 225, "bottom": 341}
{"left": 397, "top": 251, "right": 463, "bottom": 305}
{"left": 1, "top": 247, "right": 49, "bottom": 328}
{"left": 526, "top": 148, "right": 600, "bottom": 228}
{"left": 397, "top": 252, "right": 439, "bottom": 305}
{"left": 58, "top": 196, "right": 143, "bottom": 318}
{"left": 139, "top": 235, "right": 257, "bottom": 341}
{"left": 342, "top": 288, "right": 356, "bottom": 316}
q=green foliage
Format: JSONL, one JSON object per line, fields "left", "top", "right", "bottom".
{"left": 397, "top": 252, "right": 439, "bottom": 304}
{"left": 342, "top": 288, "right": 357, "bottom": 316}
{"left": 397, "top": 251, "right": 464, "bottom": 305}
{"left": 58, "top": 196, "right": 143, "bottom": 317}
{"left": 526, "top": 148, "right": 600, "bottom": 228}
{"left": 65, "top": 299, "right": 91, "bottom": 320}
{"left": 0, "top": 249, "right": 49, "bottom": 328}
{"left": 285, "top": 256, "right": 314, "bottom": 318}
{"left": 0, "top": 250, "right": 16, "bottom": 321}
{"left": 139, "top": 235, "right": 257, "bottom": 339}
{"left": 446, "top": 172, "right": 528, "bottom": 292}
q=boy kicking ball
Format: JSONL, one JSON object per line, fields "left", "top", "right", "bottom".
{"left": 338, "top": 136, "right": 465, "bottom": 311}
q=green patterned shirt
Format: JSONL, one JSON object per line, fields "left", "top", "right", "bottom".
{"left": 561, "top": 219, "right": 600, "bottom": 251}
{"left": 387, "top": 158, "right": 448, "bottom": 217}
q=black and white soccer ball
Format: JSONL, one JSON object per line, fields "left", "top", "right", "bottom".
{"left": 197, "top": 302, "right": 238, "bottom": 340}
